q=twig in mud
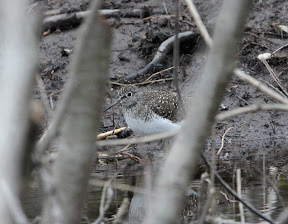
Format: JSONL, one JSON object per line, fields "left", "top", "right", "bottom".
{"left": 125, "top": 31, "right": 197, "bottom": 80}
{"left": 144, "top": 67, "right": 174, "bottom": 82}
{"left": 201, "top": 153, "right": 276, "bottom": 224}
{"left": 118, "top": 144, "right": 131, "bottom": 152}
{"left": 97, "top": 127, "right": 128, "bottom": 140}
{"left": 135, "top": 78, "right": 174, "bottom": 85}
{"left": 121, "top": 152, "right": 141, "bottom": 162}
{"left": 257, "top": 53, "right": 288, "bottom": 97}
{"left": 272, "top": 43, "right": 288, "bottom": 55}
{"left": 236, "top": 169, "right": 245, "bottom": 224}
{"left": 260, "top": 78, "right": 288, "bottom": 99}
{"left": 234, "top": 69, "right": 288, "bottom": 104}
{"left": 217, "top": 127, "right": 234, "bottom": 155}
{"left": 184, "top": 0, "right": 213, "bottom": 48}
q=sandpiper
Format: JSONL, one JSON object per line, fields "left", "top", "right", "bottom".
{"left": 106, "top": 85, "right": 183, "bottom": 135}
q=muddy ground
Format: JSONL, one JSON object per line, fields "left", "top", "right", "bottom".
{"left": 34, "top": 0, "right": 288, "bottom": 175}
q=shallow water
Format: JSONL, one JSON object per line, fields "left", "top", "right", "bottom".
{"left": 21, "top": 158, "right": 288, "bottom": 223}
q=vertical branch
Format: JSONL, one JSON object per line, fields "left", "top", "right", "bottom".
{"left": 143, "top": 1, "right": 252, "bottom": 224}
{"left": 173, "top": 0, "right": 180, "bottom": 91}
{"left": 0, "top": 0, "right": 40, "bottom": 223}
{"left": 237, "top": 169, "right": 245, "bottom": 223}
{"left": 40, "top": 0, "right": 112, "bottom": 223}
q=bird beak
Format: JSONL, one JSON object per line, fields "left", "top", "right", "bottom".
{"left": 104, "top": 98, "right": 121, "bottom": 112}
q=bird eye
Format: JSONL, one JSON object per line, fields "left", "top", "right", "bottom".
{"left": 127, "top": 92, "right": 132, "bottom": 97}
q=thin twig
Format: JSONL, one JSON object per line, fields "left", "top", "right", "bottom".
{"left": 184, "top": 0, "right": 213, "bottom": 47}
{"left": 262, "top": 154, "right": 266, "bottom": 215}
{"left": 97, "top": 127, "right": 127, "bottom": 140}
{"left": 109, "top": 77, "right": 174, "bottom": 87}
{"left": 259, "top": 57, "right": 288, "bottom": 97}
{"left": 220, "top": 191, "right": 237, "bottom": 203}
{"left": 210, "top": 124, "right": 216, "bottom": 185}
{"left": 272, "top": 43, "right": 288, "bottom": 55}
{"left": 93, "top": 180, "right": 114, "bottom": 224}
{"left": 172, "top": 0, "right": 185, "bottom": 115}
{"left": 121, "top": 152, "right": 141, "bottom": 161}
{"left": 234, "top": 69, "right": 288, "bottom": 104}
{"left": 144, "top": 67, "right": 174, "bottom": 82}
{"left": 97, "top": 129, "right": 178, "bottom": 146}
{"left": 216, "top": 103, "right": 288, "bottom": 121}
{"left": 259, "top": 78, "right": 288, "bottom": 99}
{"left": 217, "top": 127, "right": 234, "bottom": 155}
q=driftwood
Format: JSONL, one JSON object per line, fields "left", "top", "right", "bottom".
{"left": 43, "top": 8, "right": 164, "bottom": 32}
{"left": 125, "top": 31, "right": 198, "bottom": 80}
{"left": 97, "top": 127, "right": 128, "bottom": 140}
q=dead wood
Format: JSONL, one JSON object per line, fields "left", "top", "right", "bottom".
{"left": 125, "top": 31, "right": 198, "bottom": 80}
{"left": 97, "top": 127, "right": 128, "bottom": 140}
{"left": 43, "top": 8, "right": 165, "bottom": 32}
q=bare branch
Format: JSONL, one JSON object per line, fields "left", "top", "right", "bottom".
{"left": 40, "top": 0, "right": 112, "bottom": 223}
{"left": 234, "top": 69, "right": 288, "bottom": 104}
{"left": 0, "top": 0, "right": 41, "bottom": 222}
{"left": 216, "top": 103, "right": 288, "bottom": 121}
{"left": 184, "top": 0, "right": 213, "bottom": 47}
{"left": 143, "top": 1, "right": 252, "bottom": 224}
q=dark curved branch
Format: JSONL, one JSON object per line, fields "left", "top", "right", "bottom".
{"left": 201, "top": 153, "right": 275, "bottom": 224}
{"left": 125, "top": 31, "right": 198, "bottom": 80}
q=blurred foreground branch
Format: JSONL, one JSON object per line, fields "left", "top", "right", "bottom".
{"left": 0, "top": 1, "right": 41, "bottom": 223}
{"left": 40, "top": 0, "right": 112, "bottom": 223}
{"left": 143, "top": 1, "right": 252, "bottom": 224}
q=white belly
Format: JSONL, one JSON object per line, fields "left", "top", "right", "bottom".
{"left": 124, "top": 114, "right": 181, "bottom": 135}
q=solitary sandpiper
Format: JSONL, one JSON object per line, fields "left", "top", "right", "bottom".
{"left": 106, "top": 85, "right": 183, "bottom": 135}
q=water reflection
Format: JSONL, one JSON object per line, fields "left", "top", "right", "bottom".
{"left": 21, "top": 157, "right": 288, "bottom": 223}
